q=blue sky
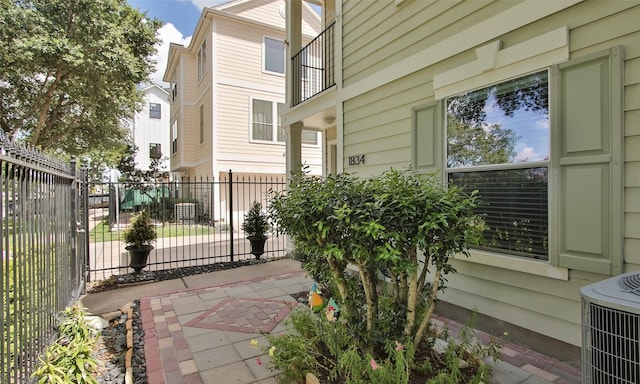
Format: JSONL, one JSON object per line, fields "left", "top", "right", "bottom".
{"left": 127, "top": 0, "right": 231, "bottom": 85}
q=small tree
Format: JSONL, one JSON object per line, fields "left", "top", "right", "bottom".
{"left": 269, "top": 168, "right": 484, "bottom": 351}
{"left": 122, "top": 210, "right": 157, "bottom": 250}
{"left": 242, "top": 201, "right": 270, "bottom": 240}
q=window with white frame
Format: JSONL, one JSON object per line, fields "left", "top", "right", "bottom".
{"left": 171, "top": 120, "right": 178, "bottom": 154}
{"left": 264, "top": 37, "right": 285, "bottom": 74}
{"left": 251, "top": 99, "right": 318, "bottom": 145}
{"left": 197, "top": 39, "right": 207, "bottom": 81}
{"left": 149, "top": 103, "right": 161, "bottom": 119}
{"left": 171, "top": 74, "right": 177, "bottom": 100}
{"left": 252, "top": 99, "right": 285, "bottom": 142}
{"left": 302, "top": 130, "right": 318, "bottom": 145}
{"left": 446, "top": 70, "right": 550, "bottom": 260}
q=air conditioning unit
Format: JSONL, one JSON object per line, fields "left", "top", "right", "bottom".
{"left": 581, "top": 271, "right": 640, "bottom": 384}
{"left": 175, "top": 203, "right": 196, "bottom": 223}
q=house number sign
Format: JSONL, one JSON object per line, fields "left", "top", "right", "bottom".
{"left": 348, "top": 154, "right": 365, "bottom": 166}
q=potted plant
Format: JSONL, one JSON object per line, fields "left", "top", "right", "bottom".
{"left": 123, "top": 210, "right": 157, "bottom": 273}
{"left": 242, "top": 201, "right": 270, "bottom": 259}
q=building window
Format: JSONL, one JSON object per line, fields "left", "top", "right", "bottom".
{"left": 302, "top": 130, "right": 318, "bottom": 145}
{"left": 264, "top": 37, "right": 285, "bottom": 74}
{"left": 172, "top": 121, "right": 178, "bottom": 154}
{"left": 251, "top": 99, "right": 285, "bottom": 143}
{"left": 199, "top": 105, "right": 204, "bottom": 144}
{"left": 149, "top": 103, "right": 161, "bottom": 119}
{"left": 197, "top": 39, "right": 207, "bottom": 81}
{"left": 149, "top": 143, "right": 161, "bottom": 159}
{"left": 252, "top": 99, "right": 318, "bottom": 145}
{"left": 172, "top": 74, "right": 178, "bottom": 100}
{"left": 446, "top": 70, "right": 549, "bottom": 260}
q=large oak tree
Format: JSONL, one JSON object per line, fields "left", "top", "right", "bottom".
{"left": 0, "top": 0, "right": 161, "bottom": 156}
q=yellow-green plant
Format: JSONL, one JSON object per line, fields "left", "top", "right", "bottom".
{"left": 31, "top": 306, "right": 100, "bottom": 384}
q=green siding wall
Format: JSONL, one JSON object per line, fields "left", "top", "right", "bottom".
{"left": 340, "top": 0, "right": 640, "bottom": 346}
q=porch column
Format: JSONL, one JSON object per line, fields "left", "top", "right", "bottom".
{"left": 285, "top": 122, "right": 303, "bottom": 182}
{"left": 286, "top": 0, "right": 302, "bottom": 108}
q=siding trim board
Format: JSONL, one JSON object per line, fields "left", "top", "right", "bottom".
{"left": 433, "top": 27, "right": 569, "bottom": 99}
{"left": 340, "top": 0, "right": 581, "bottom": 103}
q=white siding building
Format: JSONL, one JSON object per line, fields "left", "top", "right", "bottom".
{"left": 131, "top": 83, "right": 170, "bottom": 173}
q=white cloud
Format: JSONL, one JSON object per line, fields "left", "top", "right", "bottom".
{"left": 515, "top": 146, "right": 544, "bottom": 162}
{"left": 190, "top": 0, "right": 229, "bottom": 11}
{"left": 150, "top": 23, "right": 192, "bottom": 87}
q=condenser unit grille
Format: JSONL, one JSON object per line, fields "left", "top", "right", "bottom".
{"left": 619, "top": 274, "right": 640, "bottom": 296}
{"left": 582, "top": 302, "right": 640, "bottom": 384}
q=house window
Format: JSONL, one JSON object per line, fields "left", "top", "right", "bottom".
{"left": 252, "top": 99, "right": 285, "bottom": 143}
{"left": 199, "top": 105, "right": 204, "bottom": 144}
{"left": 149, "top": 103, "right": 161, "bottom": 119}
{"left": 264, "top": 37, "right": 285, "bottom": 74}
{"left": 171, "top": 120, "right": 178, "bottom": 154}
{"left": 302, "top": 130, "right": 318, "bottom": 145}
{"left": 172, "top": 74, "right": 178, "bottom": 100}
{"left": 149, "top": 143, "right": 161, "bottom": 159}
{"left": 446, "top": 70, "right": 549, "bottom": 260}
{"left": 197, "top": 39, "right": 207, "bottom": 81}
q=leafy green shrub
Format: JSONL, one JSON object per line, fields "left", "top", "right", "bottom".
{"left": 267, "top": 307, "right": 501, "bottom": 383}
{"left": 268, "top": 168, "right": 497, "bottom": 382}
{"left": 31, "top": 306, "right": 100, "bottom": 384}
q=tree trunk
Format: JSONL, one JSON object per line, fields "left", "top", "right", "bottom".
{"left": 327, "top": 257, "right": 351, "bottom": 318}
{"left": 403, "top": 247, "right": 419, "bottom": 337}
{"left": 413, "top": 266, "right": 443, "bottom": 349}
{"left": 358, "top": 266, "right": 378, "bottom": 337}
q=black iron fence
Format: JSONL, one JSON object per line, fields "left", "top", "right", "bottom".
{"left": 292, "top": 21, "right": 335, "bottom": 106}
{"left": 0, "top": 132, "right": 87, "bottom": 383}
{"left": 87, "top": 171, "right": 288, "bottom": 281}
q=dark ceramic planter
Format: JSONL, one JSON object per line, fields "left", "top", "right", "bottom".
{"left": 126, "top": 244, "right": 154, "bottom": 273}
{"left": 247, "top": 236, "right": 267, "bottom": 259}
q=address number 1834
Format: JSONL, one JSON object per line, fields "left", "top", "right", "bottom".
{"left": 348, "top": 154, "right": 365, "bottom": 166}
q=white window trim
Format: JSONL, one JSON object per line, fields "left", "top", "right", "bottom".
{"left": 262, "top": 35, "right": 286, "bottom": 76}
{"left": 197, "top": 39, "right": 207, "bottom": 82}
{"left": 249, "top": 97, "right": 284, "bottom": 144}
{"left": 437, "top": 28, "right": 570, "bottom": 277}
{"left": 249, "top": 98, "right": 320, "bottom": 147}
{"left": 301, "top": 130, "right": 321, "bottom": 147}
{"left": 434, "top": 27, "right": 568, "bottom": 99}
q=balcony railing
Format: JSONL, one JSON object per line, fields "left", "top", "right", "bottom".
{"left": 291, "top": 22, "right": 335, "bottom": 106}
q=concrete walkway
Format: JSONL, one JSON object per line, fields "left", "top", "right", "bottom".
{"left": 79, "top": 259, "right": 582, "bottom": 384}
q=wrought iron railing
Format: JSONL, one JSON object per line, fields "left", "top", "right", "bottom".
{"left": 0, "top": 132, "right": 87, "bottom": 383}
{"left": 87, "top": 171, "right": 288, "bottom": 281}
{"left": 291, "top": 22, "right": 336, "bottom": 106}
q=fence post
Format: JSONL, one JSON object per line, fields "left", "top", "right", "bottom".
{"left": 81, "top": 167, "right": 90, "bottom": 285}
{"left": 70, "top": 158, "right": 79, "bottom": 290}
{"left": 229, "top": 169, "right": 234, "bottom": 261}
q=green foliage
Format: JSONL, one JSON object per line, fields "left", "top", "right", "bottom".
{"left": 0, "top": 0, "right": 161, "bottom": 155}
{"left": 267, "top": 308, "right": 501, "bottom": 383}
{"left": 266, "top": 311, "right": 324, "bottom": 383}
{"left": 269, "top": 168, "right": 485, "bottom": 351}
{"left": 446, "top": 120, "right": 517, "bottom": 168}
{"left": 242, "top": 201, "right": 270, "bottom": 239}
{"left": 90, "top": 219, "right": 212, "bottom": 243}
{"left": 31, "top": 306, "right": 100, "bottom": 384}
{"left": 122, "top": 210, "right": 157, "bottom": 248}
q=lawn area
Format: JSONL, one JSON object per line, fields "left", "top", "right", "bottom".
{"left": 89, "top": 220, "right": 214, "bottom": 243}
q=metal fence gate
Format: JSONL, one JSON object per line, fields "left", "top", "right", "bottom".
{"left": 87, "top": 171, "right": 289, "bottom": 281}
{"left": 0, "top": 132, "right": 87, "bottom": 383}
